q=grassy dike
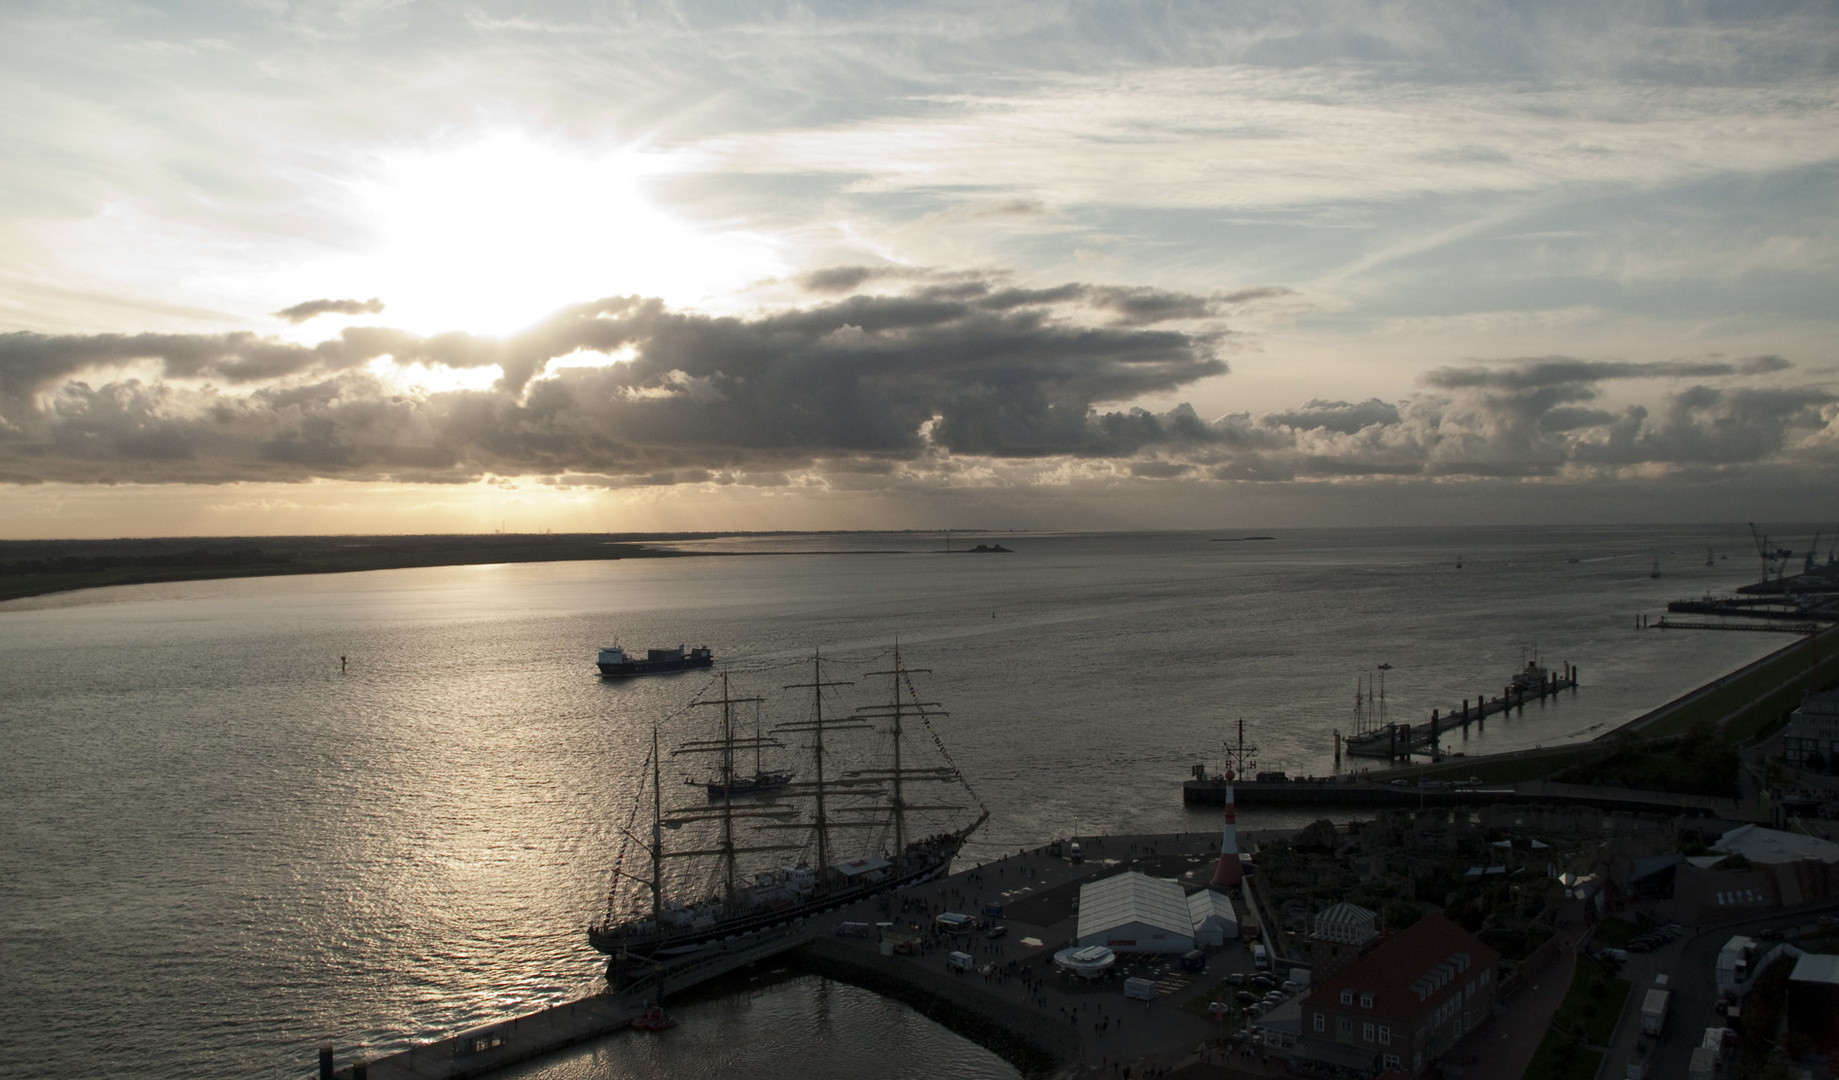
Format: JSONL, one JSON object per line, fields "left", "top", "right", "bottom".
{"left": 1385, "top": 624, "right": 1839, "bottom": 786}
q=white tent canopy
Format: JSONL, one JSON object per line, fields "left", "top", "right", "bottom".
{"left": 1077, "top": 871, "right": 1197, "bottom": 954}
{"left": 1188, "top": 888, "right": 1240, "bottom": 947}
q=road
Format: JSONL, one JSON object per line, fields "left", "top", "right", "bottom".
{"left": 1604, "top": 900, "right": 1839, "bottom": 1080}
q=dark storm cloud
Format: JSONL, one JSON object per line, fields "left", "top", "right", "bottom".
{"left": 797, "top": 266, "right": 894, "bottom": 293}
{"left": 1421, "top": 354, "right": 1792, "bottom": 391}
{"left": 1571, "top": 387, "right": 1835, "bottom": 466}
{"left": 4, "top": 282, "right": 1831, "bottom": 491}
{"left": 272, "top": 297, "right": 386, "bottom": 323}
{"left": 0, "top": 281, "right": 1229, "bottom": 483}
{"left": 1219, "top": 366, "right": 1833, "bottom": 482}
{"left": 1264, "top": 398, "right": 1401, "bottom": 434}
{"left": 0, "top": 328, "right": 400, "bottom": 399}
{"left": 1215, "top": 287, "right": 1296, "bottom": 307}
{"left": 791, "top": 267, "right": 1262, "bottom": 327}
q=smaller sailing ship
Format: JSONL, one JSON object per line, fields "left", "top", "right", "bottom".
{"left": 680, "top": 694, "right": 794, "bottom": 797}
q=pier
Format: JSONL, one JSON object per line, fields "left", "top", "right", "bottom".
{"left": 321, "top": 832, "right": 1272, "bottom": 1080}
{"left": 1340, "top": 661, "right": 1577, "bottom": 760}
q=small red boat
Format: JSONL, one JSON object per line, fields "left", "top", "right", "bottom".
{"left": 630, "top": 1005, "right": 678, "bottom": 1032}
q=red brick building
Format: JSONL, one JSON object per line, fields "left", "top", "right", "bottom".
{"left": 1294, "top": 912, "right": 1500, "bottom": 1076}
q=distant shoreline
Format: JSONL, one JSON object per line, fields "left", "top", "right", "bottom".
{"left": 0, "top": 532, "right": 928, "bottom": 603}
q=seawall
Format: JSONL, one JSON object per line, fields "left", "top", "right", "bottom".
{"left": 793, "top": 938, "right": 1078, "bottom": 1077}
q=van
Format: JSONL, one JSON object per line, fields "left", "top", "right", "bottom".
{"left": 1180, "top": 950, "right": 1206, "bottom": 974}
{"left": 1253, "top": 943, "right": 1269, "bottom": 970}
{"left": 947, "top": 951, "right": 975, "bottom": 972}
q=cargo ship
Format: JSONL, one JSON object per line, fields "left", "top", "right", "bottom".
{"left": 597, "top": 644, "right": 715, "bottom": 677}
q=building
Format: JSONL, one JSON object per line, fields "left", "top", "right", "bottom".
{"left": 1781, "top": 690, "right": 1839, "bottom": 768}
{"left": 1309, "top": 902, "right": 1378, "bottom": 983}
{"left": 1075, "top": 871, "right": 1196, "bottom": 954}
{"left": 1251, "top": 994, "right": 1305, "bottom": 1051}
{"left": 1787, "top": 952, "right": 1839, "bottom": 1052}
{"left": 1293, "top": 913, "right": 1500, "bottom": 1076}
{"left": 1669, "top": 825, "right": 1839, "bottom": 923}
{"left": 1187, "top": 888, "right": 1239, "bottom": 947}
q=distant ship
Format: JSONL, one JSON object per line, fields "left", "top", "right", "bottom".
{"left": 597, "top": 644, "right": 715, "bottom": 677}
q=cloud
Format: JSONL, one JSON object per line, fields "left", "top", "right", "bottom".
{"left": 1264, "top": 398, "right": 1400, "bottom": 434}
{"left": 3, "top": 282, "right": 1833, "bottom": 494}
{"left": 1420, "top": 355, "right": 1792, "bottom": 391}
{"left": 0, "top": 280, "right": 1230, "bottom": 483}
{"left": 272, "top": 297, "right": 386, "bottom": 324}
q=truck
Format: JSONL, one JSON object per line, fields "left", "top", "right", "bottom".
{"left": 1687, "top": 1045, "right": 1718, "bottom": 1080}
{"left": 1640, "top": 988, "right": 1670, "bottom": 1036}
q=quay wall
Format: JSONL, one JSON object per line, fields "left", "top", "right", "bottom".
{"left": 794, "top": 938, "right": 1079, "bottom": 1079}
{"left": 1181, "top": 779, "right": 1733, "bottom": 815}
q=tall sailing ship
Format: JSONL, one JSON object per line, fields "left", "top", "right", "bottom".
{"left": 587, "top": 647, "right": 988, "bottom": 964}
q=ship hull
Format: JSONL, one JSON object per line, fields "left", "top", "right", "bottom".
{"left": 597, "top": 655, "right": 715, "bottom": 677}
{"left": 589, "top": 834, "right": 969, "bottom": 961}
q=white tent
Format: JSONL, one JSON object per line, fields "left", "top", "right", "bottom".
{"left": 1187, "top": 888, "right": 1239, "bottom": 947}
{"left": 1076, "top": 871, "right": 1195, "bottom": 954}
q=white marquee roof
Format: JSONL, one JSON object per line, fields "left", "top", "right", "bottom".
{"left": 1078, "top": 871, "right": 1193, "bottom": 940}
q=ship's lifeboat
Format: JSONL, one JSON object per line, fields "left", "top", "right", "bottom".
{"left": 630, "top": 1005, "right": 678, "bottom": 1032}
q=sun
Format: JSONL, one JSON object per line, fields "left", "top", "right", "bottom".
{"left": 315, "top": 131, "right": 782, "bottom": 337}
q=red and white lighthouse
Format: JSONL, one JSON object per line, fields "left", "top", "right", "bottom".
{"left": 1209, "top": 770, "right": 1242, "bottom": 889}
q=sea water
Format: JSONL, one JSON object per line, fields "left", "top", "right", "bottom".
{"left": 0, "top": 526, "right": 1788, "bottom": 1078}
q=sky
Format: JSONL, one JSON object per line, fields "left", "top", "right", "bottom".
{"left": 2, "top": 1, "right": 1837, "bottom": 537}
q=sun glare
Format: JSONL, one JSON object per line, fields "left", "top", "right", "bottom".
{"left": 321, "top": 133, "right": 782, "bottom": 337}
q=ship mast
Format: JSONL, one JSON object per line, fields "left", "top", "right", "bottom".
{"left": 679, "top": 672, "right": 766, "bottom": 906}
{"left": 651, "top": 727, "right": 663, "bottom": 927}
{"left": 854, "top": 645, "right": 946, "bottom": 872}
{"left": 779, "top": 651, "right": 856, "bottom": 875}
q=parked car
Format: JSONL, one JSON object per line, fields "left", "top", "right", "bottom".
{"left": 1226, "top": 973, "right": 1246, "bottom": 986}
